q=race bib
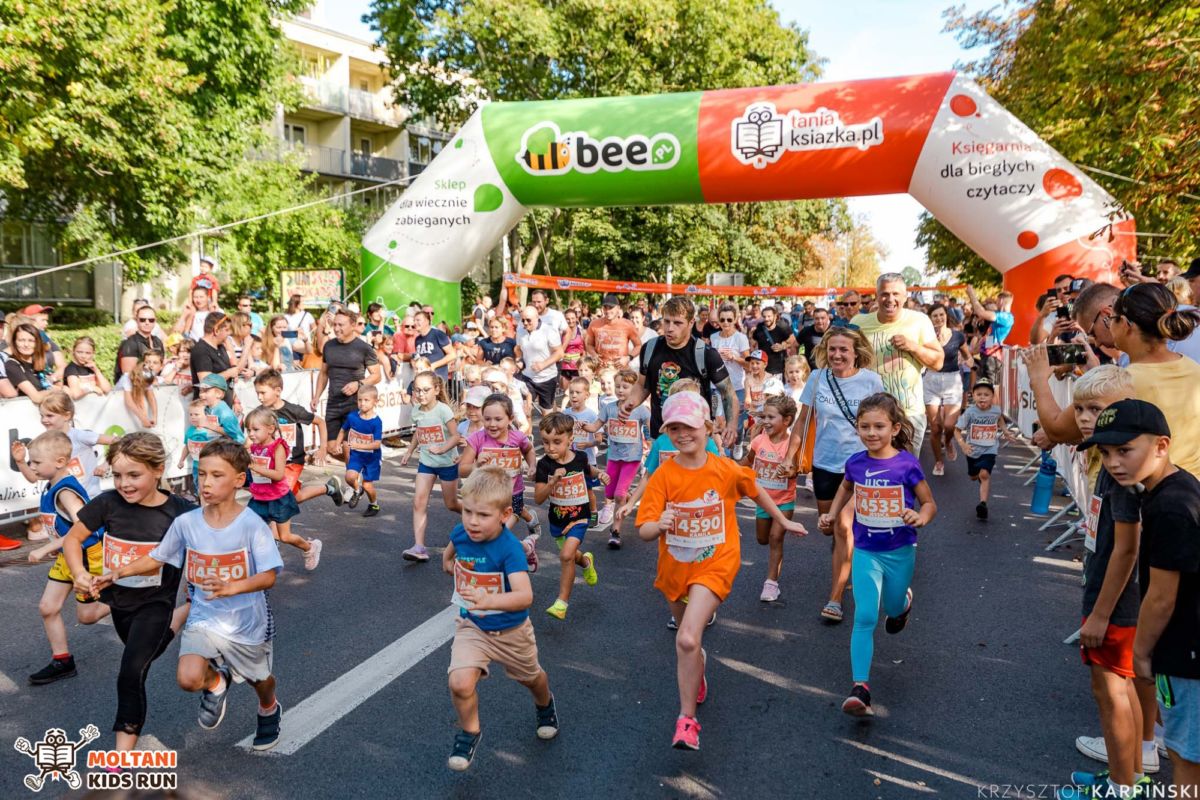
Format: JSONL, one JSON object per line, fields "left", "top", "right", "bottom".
{"left": 187, "top": 439, "right": 205, "bottom": 459}
{"left": 174, "top": 373, "right": 192, "bottom": 391}
{"left": 185, "top": 547, "right": 250, "bottom": 585}
{"left": 550, "top": 471, "right": 589, "bottom": 506}
{"left": 65, "top": 458, "right": 85, "bottom": 482}
{"left": 206, "top": 414, "right": 219, "bottom": 428}
{"left": 854, "top": 484, "right": 905, "bottom": 529}
{"left": 77, "top": 375, "right": 97, "bottom": 391}
{"left": 250, "top": 454, "right": 272, "bottom": 484}
{"left": 572, "top": 420, "right": 593, "bottom": 448}
{"left": 103, "top": 534, "right": 162, "bottom": 588}
{"left": 452, "top": 561, "right": 504, "bottom": 616}
{"left": 478, "top": 446, "right": 522, "bottom": 477}
{"left": 969, "top": 423, "right": 998, "bottom": 445}
{"left": 753, "top": 449, "right": 788, "bottom": 491}
{"left": 1084, "top": 494, "right": 1101, "bottom": 553}
{"left": 415, "top": 425, "right": 446, "bottom": 447}
{"left": 279, "top": 422, "right": 297, "bottom": 448}
{"left": 348, "top": 429, "right": 374, "bottom": 447}
{"left": 748, "top": 387, "right": 764, "bottom": 411}
{"left": 596, "top": 328, "right": 626, "bottom": 361}
{"left": 608, "top": 418, "right": 640, "bottom": 445}
{"left": 666, "top": 497, "right": 726, "bottom": 549}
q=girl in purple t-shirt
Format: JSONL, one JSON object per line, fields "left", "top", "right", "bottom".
{"left": 818, "top": 393, "right": 937, "bottom": 719}
{"left": 458, "top": 393, "right": 542, "bottom": 567}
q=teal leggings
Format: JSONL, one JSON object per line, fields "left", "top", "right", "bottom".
{"left": 850, "top": 544, "right": 916, "bottom": 683}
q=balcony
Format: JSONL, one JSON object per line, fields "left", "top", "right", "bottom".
{"left": 350, "top": 153, "right": 404, "bottom": 181}
{"left": 408, "top": 162, "right": 427, "bottom": 177}
{"left": 0, "top": 266, "right": 93, "bottom": 303}
{"left": 297, "top": 75, "right": 346, "bottom": 115}
{"left": 347, "top": 88, "right": 404, "bottom": 127}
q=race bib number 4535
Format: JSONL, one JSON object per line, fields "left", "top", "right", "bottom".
{"left": 185, "top": 548, "right": 250, "bottom": 585}
{"left": 854, "top": 484, "right": 904, "bottom": 529}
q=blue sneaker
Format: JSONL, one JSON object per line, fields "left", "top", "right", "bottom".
{"left": 252, "top": 701, "right": 283, "bottom": 751}
{"left": 197, "top": 664, "right": 231, "bottom": 730}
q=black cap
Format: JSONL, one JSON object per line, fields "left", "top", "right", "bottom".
{"left": 1183, "top": 258, "right": 1200, "bottom": 280}
{"left": 1079, "top": 398, "right": 1171, "bottom": 450}
{"left": 601, "top": 293, "right": 620, "bottom": 308}
{"left": 972, "top": 377, "right": 994, "bottom": 392}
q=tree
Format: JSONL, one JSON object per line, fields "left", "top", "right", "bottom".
{"left": 368, "top": 0, "right": 851, "bottom": 295}
{"left": 923, "top": 0, "right": 1200, "bottom": 278}
{"left": 0, "top": 0, "right": 307, "bottom": 280}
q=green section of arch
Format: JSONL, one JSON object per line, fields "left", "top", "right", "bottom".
{"left": 482, "top": 93, "right": 704, "bottom": 208}
{"left": 359, "top": 247, "right": 461, "bottom": 321}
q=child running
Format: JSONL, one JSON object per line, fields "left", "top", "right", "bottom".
{"left": 245, "top": 407, "right": 320, "bottom": 570}
{"left": 253, "top": 370, "right": 343, "bottom": 508}
{"left": 401, "top": 371, "right": 462, "bottom": 562}
{"left": 443, "top": 467, "right": 558, "bottom": 771}
{"left": 458, "top": 385, "right": 488, "bottom": 438}
{"left": 101, "top": 439, "right": 286, "bottom": 751}
{"left": 459, "top": 393, "right": 541, "bottom": 565}
{"left": 819, "top": 392, "right": 937, "bottom": 717}
{"left": 25, "top": 431, "right": 109, "bottom": 684}
{"left": 179, "top": 400, "right": 217, "bottom": 498}
{"left": 595, "top": 369, "right": 650, "bottom": 546}
{"left": 534, "top": 412, "right": 609, "bottom": 620}
{"left": 64, "top": 433, "right": 196, "bottom": 753}
{"left": 333, "top": 384, "right": 383, "bottom": 517}
{"left": 562, "top": 376, "right": 602, "bottom": 522}
{"left": 199, "top": 375, "right": 244, "bottom": 443}
{"left": 954, "top": 377, "right": 1009, "bottom": 520}
{"left": 740, "top": 395, "right": 799, "bottom": 603}
{"left": 783, "top": 355, "right": 809, "bottom": 408}
{"left": 635, "top": 391, "right": 806, "bottom": 750}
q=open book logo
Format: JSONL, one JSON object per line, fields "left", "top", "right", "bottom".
{"left": 14, "top": 725, "right": 99, "bottom": 792}
{"left": 730, "top": 102, "right": 885, "bottom": 169}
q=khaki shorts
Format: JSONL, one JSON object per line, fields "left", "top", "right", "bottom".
{"left": 180, "top": 627, "right": 273, "bottom": 683}
{"left": 448, "top": 617, "right": 542, "bottom": 683}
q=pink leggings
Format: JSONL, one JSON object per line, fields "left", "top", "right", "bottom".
{"left": 605, "top": 459, "right": 640, "bottom": 501}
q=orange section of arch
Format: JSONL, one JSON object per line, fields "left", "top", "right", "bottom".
{"left": 695, "top": 73, "right": 955, "bottom": 203}
{"left": 1002, "top": 218, "right": 1137, "bottom": 345}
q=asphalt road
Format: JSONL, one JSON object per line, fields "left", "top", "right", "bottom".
{"left": 0, "top": 437, "right": 1171, "bottom": 799}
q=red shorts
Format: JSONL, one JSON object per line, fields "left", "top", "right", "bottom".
{"left": 284, "top": 462, "right": 304, "bottom": 495}
{"left": 1080, "top": 616, "right": 1135, "bottom": 678}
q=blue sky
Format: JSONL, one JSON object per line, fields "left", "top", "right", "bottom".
{"left": 316, "top": 0, "right": 993, "bottom": 274}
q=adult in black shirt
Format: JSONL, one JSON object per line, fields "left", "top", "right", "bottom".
{"left": 115, "top": 307, "right": 165, "bottom": 382}
{"left": 693, "top": 305, "right": 720, "bottom": 341}
{"left": 190, "top": 311, "right": 236, "bottom": 406}
{"left": 476, "top": 318, "right": 517, "bottom": 366}
{"left": 624, "top": 297, "right": 736, "bottom": 445}
{"left": 797, "top": 307, "right": 832, "bottom": 369}
{"left": 751, "top": 305, "right": 796, "bottom": 376}
{"left": 313, "top": 308, "right": 381, "bottom": 458}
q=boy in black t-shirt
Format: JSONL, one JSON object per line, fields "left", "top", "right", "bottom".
{"left": 1083, "top": 398, "right": 1200, "bottom": 792}
{"left": 533, "top": 412, "right": 608, "bottom": 621}
{"left": 253, "top": 371, "right": 343, "bottom": 507}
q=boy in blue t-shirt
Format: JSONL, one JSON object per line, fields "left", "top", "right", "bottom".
{"left": 179, "top": 399, "right": 217, "bottom": 496}
{"left": 198, "top": 374, "right": 244, "bottom": 443}
{"left": 442, "top": 467, "right": 558, "bottom": 771}
{"left": 954, "top": 378, "right": 1009, "bottom": 520}
{"left": 334, "top": 384, "right": 383, "bottom": 517}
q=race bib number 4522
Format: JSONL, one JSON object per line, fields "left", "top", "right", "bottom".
{"left": 185, "top": 548, "right": 250, "bottom": 585}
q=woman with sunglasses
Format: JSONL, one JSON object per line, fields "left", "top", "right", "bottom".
{"left": 710, "top": 303, "right": 752, "bottom": 456}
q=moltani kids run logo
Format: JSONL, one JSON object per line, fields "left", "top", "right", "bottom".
{"left": 516, "top": 122, "right": 681, "bottom": 176}
{"left": 730, "top": 102, "right": 884, "bottom": 169}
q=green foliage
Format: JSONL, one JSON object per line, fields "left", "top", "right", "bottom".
{"left": 48, "top": 322, "right": 124, "bottom": 373}
{"left": 924, "top": 0, "right": 1200, "bottom": 277}
{"left": 459, "top": 275, "right": 481, "bottom": 320}
{"left": 0, "top": 0, "right": 307, "bottom": 280}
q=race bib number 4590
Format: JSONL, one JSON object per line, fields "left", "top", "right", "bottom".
{"left": 185, "top": 548, "right": 250, "bottom": 585}
{"left": 666, "top": 499, "right": 726, "bottom": 549}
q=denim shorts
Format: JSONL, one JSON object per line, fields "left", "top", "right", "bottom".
{"left": 1159, "top": 674, "right": 1200, "bottom": 762}
{"left": 418, "top": 462, "right": 459, "bottom": 482}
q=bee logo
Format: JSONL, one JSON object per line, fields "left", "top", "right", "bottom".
{"left": 516, "top": 122, "right": 573, "bottom": 176}
{"left": 521, "top": 140, "right": 570, "bottom": 172}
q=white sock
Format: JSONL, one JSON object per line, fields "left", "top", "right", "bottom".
{"left": 209, "top": 673, "right": 226, "bottom": 695}
{"left": 1107, "top": 778, "right": 1134, "bottom": 798}
{"left": 1142, "top": 740, "right": 1156, "bottom": 753}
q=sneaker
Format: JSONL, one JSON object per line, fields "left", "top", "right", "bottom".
{"left": 671, "top": 715, "right": 701, "bottom": 751}
{"left": 885, "top": 588, "right": 913, "bottom": 634}
{"left": 447, "top": 729, "right": 481, "bottom": 771}
{"left": 821, "top": 601, "right": 844, "bottom": 623}
{"left": 522, "top": 536, "right": 539, "bottom": 573}
{"left": 608, "top": 533, "right": 622, "bottom": 549}
{"left": 696, "top": 649, "right": 708, "bottom": 705}
{"left": 598, "top": 504, "right": 614, "bottom": 527}
{"left": 932, "top": 463, "right": 945, "bottom": 476}
{"left": 0, "top": 534, "right": 21, "bottom": 551}
{"left": 976, "top": 501, "right": 988, "bottom": 520}
{"left": 303, "top": 538, "right": 323, "bottom": 571}
{"left": 198, "top": 664, "right": 232, "bottom": 730}
{"left": 589, "top": 511, "right": 600, "bottom": 529}
{"left": 29, "top": 656, "right": 76, "bottom": 685}
{"left": 348, "top": 488, "right": 363, "bottom": 509}
{"left": 1066, "top": 769, "right": 1109, "bottom": 788}
{"left": 1075, "top": 735, "right": 1161, "bottom": 774}
{"left": 581, "top": 553, "right": 598, "bottom": 586}
{"left": 363, "top": 503, "right": 380, "bottom": 517}
{"left": 252, "top": 701, "right": 283, "bottom": 751}
{"left": 325, "top": 477, "right": 344, "bottom": 507}
{"left": 402, "top": 545, "right": 430, "bottom": 563}
{"left": 667, "top": 615, "right": 678, "bottom": 630}
{"left": 546, "top": 599, "right": 568, "bottom": 620}
{"left": 1143, "top": 743, "right": 1161, "bottom": 774}
{"left": 27, "top": 527, "right": 50, "bottom": 542}
{"left": 841, "top": 683, "right": 873, "bottom": 717}
{"left": 708, "top": 612, "right": 717, "bottom": 627}
{"left": 1154, "top": 723, "right": 1168, "bottom": 758}
{"left": 535, "top": 695, "right": 559, "bottom": 740}
{"left": 760, "top": 579, "right": 781, "bottom": 602}
{"left": 526, "top": 509, "right": 541, "bottom": 534}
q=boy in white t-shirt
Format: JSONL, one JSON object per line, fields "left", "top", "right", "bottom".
{"left": 103, "top": 439, "right": 286, "bottom": 751}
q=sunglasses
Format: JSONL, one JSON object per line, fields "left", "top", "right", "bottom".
{"left": 138, "top": 316, "right": 156, "bottom": 323}
{"left": 718, "top": 317, "right": 735, "bottom": 322}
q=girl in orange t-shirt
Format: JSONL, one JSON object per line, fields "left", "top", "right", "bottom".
{"left": 635, "top": 391, "right": 806, "bottom": 752}
{"left": 740, "top": 394, "right": 798, "bottom": 604}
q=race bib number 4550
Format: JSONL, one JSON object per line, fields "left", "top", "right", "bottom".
{"left": 185, "top": 548, "right": 250, "bottom": 585}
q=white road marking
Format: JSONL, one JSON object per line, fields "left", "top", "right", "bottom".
{"left": 865, "top": 770, "right": 936, "bottom": 793}
{"left": 838, "top": 738, "right": 985, "bottom": 788}
{"left": 238, "top": 605, "right": 458, "bottom": 755}
{"left": 0, "top": 668, "right": 19, "bottom": 694}
{"left": 1032, "top": 556, "right": 1083, "bottom": 571}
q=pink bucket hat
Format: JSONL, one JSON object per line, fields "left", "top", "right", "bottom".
{"left": 662, "top": 391, "right": 710, "bottom": 429}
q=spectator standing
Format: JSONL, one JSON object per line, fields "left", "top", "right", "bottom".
{"left": 413, "top": 310, "right": 456, "bottom": 380}
{"left": 313, "top": 309, "right": 382, "bottom": 460}
{"left": 751, "top": 305, "right": 796, "bottom": 378}
{"left": 115, "top": 306, "right": 166, "bottom": 382}
{"left": 236, "top": 295, "right": 265, "bottom": 337}
{"left": 174, "top": 286, "right": 218, "bottom": 343}
{"left": 515, "top": 306, "right": 564, "bottom": 412}
{"left": 189, "top": 311, "right": 238, "bottom": 406}
{"left": 797, "top": 307, "right": 832, "bottom": 370}
{"left": 965, "top": 285, "right": 1014, "bottom": 384}
{"left": 365, "top": 302, "right": 395, "bottom": 337}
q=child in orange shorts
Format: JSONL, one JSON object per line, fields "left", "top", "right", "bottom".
{"left": 635, "top": 390, "right": 806, "bottom": 752}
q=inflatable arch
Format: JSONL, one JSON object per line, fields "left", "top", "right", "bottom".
{"left": 361, "top": 72, "right": 1135, "bottom": 341}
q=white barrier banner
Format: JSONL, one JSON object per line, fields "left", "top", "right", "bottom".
{"left": 0, "top": 368, "right": 413, "bottom": 520}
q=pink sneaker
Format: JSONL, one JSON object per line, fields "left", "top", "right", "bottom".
{"left": 304, "top": 538, "right": 323, "bottom": 571}
{"left": 672, "top": 715, "right": 701, "bottom": 750}
{"left": 760, "top": 579, "right": 780, "bottom": 602}
{"left": 696, "top": 648, "right": 708, "bottom": 705}
{"left": 522, "top": 536, "right": 539, "bottom": 573}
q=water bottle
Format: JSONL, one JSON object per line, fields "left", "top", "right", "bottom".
{"left": 1030, "top": 451, "right": 1057, "bottom": 515}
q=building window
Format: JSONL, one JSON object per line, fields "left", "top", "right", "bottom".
{"left": 358, "top": 79, "right": 370, "bottom": 92}
{"left": 300, "top": 50, "right": 333, "bottom": 79}
{"left": 284, "top": 123, "right": 307, "bottom": 147}
{"left": 359, "top": 137, "right": 373, "bottom": 157}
